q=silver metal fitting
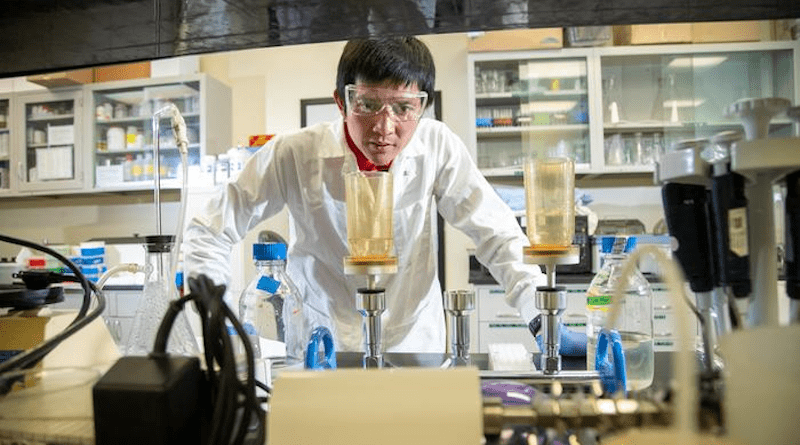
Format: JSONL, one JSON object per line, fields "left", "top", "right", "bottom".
{"left": 357, "top": 288, "right": 386, "bottom": 368}
{"left": 535, "top": 286, "right": 567, "bottom": 374}
{"left": 444, "top": 290, "right": 475, "bottom": 364}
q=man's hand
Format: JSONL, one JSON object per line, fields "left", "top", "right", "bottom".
{"left": 528, "top": 314, "right": 587, "bottom": 357}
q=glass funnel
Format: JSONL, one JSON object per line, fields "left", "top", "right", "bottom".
{"left": 523, "top": 156, "right": 575, "bottom": 254}
{"left": 344, "top": 171, "right": 394, "bottom": 263}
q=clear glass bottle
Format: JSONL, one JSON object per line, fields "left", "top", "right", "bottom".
{"left": 238, "top": 242, "right": 305, "bottom": 371}
{"left": 125, "top": 235, "right": 199, "bottom": 356}
{"left": 586, "top": 236, "right": 654, "bottom": 391}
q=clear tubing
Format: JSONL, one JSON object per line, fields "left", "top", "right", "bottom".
{"left": 606, "top": 245, "right": 697, "bottom": 434}
{"left": 97, "top": 263, "right": 145, "bottom": 289}
{"left": 169, "top": 132, "right": 189, "bottom": 302}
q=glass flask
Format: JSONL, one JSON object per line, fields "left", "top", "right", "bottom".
{"left": 586, "top": 236, "right": 654, "bottom": 391}
{"left": 345, "top": 171, "right": 394, "bottom": 260}
{"left": 523, "top": 156, "right": 575, "bottom": 252}
{"left": 125, "top": 235, "right": 199, "bottom": 356}
{"left": 238, "top": 242, "right": 305, "bottom": 369}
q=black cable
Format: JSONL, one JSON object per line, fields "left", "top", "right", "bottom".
{"left": 0, "top": 233, "right": 91, "bottom": 323}
{"left": 166, "top": 275, "right": 265, "bottom": 445}
{"left": 0, "top": 235, "right": 103, "bottom": 378}
{"left": 0, "top": 278, "right": 105, "bottom": 374}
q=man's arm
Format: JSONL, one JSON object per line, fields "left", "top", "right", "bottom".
{"left": 184, "top": 139, "right": 289, "bottom": 286}
{"left": 432, "top": 126, "right": 545, "bottom": 320}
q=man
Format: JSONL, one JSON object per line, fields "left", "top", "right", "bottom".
{"left": 185, "top": 36, "right": 544, "bottom": 353}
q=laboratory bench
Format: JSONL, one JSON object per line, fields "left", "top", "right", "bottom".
{"left": 0, "top": 349, "right": 677, "bottom": 445}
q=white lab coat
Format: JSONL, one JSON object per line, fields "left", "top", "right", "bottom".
{"left": 185, "top": 117, "right": 544, "bottom": 352}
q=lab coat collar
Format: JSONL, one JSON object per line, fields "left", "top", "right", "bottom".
{"left": 328, "top": 116, "right": 429, "bottom": 174}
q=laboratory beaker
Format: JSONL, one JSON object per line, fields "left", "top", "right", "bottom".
{"left": 523, "top": 157, "right": 575, "bottom": 252}
{"left": 125, "top": 235, "right": 199, "bottom": 356}
{"left": 345, "top": 171, "right": 394, "bottom": 261}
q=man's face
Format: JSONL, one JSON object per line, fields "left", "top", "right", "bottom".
{"left": 335, "top": 81, "right": 427, "bottom": 167}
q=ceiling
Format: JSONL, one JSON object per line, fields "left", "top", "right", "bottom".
{"left": 1, "top": 0, "right": 797, "bottom": 77}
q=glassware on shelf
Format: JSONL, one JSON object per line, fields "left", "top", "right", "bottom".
{"left": 652, "top": 132, "right": 665, "bottom": 161}
{"left": 667, "top": 74, "right": 679, "bottom": 124}
{"left": 604, "top": 74, "right": 622, "bottom": 124}
{"left": 639, "top": 133, "right": 655, "bottom": 165}
{"left": 605, "top": 134, "right": 625, "bottom": 166}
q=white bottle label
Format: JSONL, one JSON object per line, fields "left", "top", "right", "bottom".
{"left": 728, "top": 207, "right": 748, "bottom": 257}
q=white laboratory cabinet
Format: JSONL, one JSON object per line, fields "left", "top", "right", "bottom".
{"left": 85, "top": 74, "right": 232, "bottom": 192}
{"left": 12, "top": 88, "right": 88, "bottom": 193}
{"left": 0, "top": 94, "right": 12, "bottom": 194}
{"left": 467, "top": 40, "right": 799, "bottom": 177}
{"left": 0, "top": 74, "right": 231, "bottom": 198}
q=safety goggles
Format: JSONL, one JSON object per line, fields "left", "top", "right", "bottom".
{"left": 344, "top": 84, "right": 428, "bottom": 122}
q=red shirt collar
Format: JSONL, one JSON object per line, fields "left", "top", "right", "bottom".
{"left": 344, "top": 123, "right": 392, "bottom": 172}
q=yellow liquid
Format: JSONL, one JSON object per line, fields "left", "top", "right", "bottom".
{"left": 348, "top": 238, "right": 393, "bottom": 260}
{"left": 524, "top": 158, "right": 574, "bottom": 248}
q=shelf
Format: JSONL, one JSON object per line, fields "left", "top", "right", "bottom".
{"left": 27, "top": 114, "right": 74, "bottom": 122}
{"left": 93, "top": 179, "right": 184, "bottom": 192}
{"left": 0, "top": 128, "right": 9, "bottom": 133}
{"left": 481, "top": 162, "right": 593, "bottom": 178}
{"left": 475, "top": 92, "right": 522, "bottom": 100}
{"left": 599, "top": 164, "right": 655, "bottom": 174}
{"left": 604, "top": 122, "right": 685, "bottom": 131}
{"left": 27, "top": 143, "right": 74, "bottom": 149}
{"left": 480, "top": 167, "right": 524, "bottom": 177}
{"left": 0, "top": 155, "right": 9, "bottom": 161}
{"left": 146, "top": 84, "right": 199, "bottom": 99}
{"left": 95, "top": 143, "right": 200, "bottom": 155}
{"left": 528, "top": 89, "right": 588, "bottom": 97}
{"left": 95, "top": 112, "right": 200, "bottom": 125}
{"left": 477, "top": 124, "right": 589, "bottom": 135}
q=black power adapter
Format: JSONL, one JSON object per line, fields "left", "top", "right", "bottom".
{"left": 93, "top": 355, "right": 209, "bottom": 445}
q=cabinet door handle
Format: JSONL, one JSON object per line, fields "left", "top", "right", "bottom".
{"left": 495, "top": 312, "right": 521, "bottom": 319}
{"left": 17, "top": 162, "right": 23, "bottom": 181}
{"left": 655, "top": 304, "right": 672, "bottom": 310}
{"left": 655, "top": 331, "right": 673, "bottom": 337}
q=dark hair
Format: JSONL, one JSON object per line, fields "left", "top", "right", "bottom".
{"left": 336, "top": 36, "right": 435, "bottom": 108}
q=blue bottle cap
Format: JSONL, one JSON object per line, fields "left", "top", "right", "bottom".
{"left": 625, "top": 237, "right": 637, "bottom": 253}
{"left": 600, "top": 236, "right": 637, "bottom": 254}
{"left": 253, "top": 242, "right": 287, "bottom": 261}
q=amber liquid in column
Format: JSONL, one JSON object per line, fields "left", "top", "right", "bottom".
{"left": 523, "top": 157, "right": 575, "bottom": 252}
{"left": 345, "top": 171, "right": 394, "bottom": 261}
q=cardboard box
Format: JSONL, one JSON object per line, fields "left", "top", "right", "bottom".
{"left": 93, "top": 62, "right": 151, "bottom": 83}
{"left": 468, "top": 28, "right": 563, "bottom": 52}
{"left": 615, "top": 21, "right": 772, "bottom": 46}
{"left": 614, "top": 24, "right": 693, "bottom": 45}
{"left": 0, "top": 309, "right": 50, "bottom": 364}
{"left": 27, "top": 68, "right": 94, "bottom": 88}
{"left": 691, "top": 21, "right": 770, "bottom": 43}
